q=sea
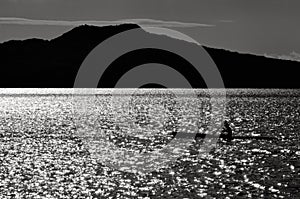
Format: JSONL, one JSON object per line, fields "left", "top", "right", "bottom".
{"left": 0, "top": 88, "right": 299, "bottom": 198}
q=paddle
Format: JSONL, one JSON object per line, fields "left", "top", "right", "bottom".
{"left": 195, "top": 132, "right": 278, "bottom": 140}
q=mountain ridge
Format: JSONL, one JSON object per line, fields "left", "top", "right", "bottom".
{"left": 0, "top": 24, "right": 299, "bottom": 88}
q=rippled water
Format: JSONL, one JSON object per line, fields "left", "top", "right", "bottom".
{"left": 0, "top": 89, "right": 299, "bottom": 198}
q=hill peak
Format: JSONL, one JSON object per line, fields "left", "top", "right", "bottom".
{"left": 0, "top": 23, "right": 299, "bottom": 88}
{"left": 51, "top": 23, "right": 141, "bottom": 44}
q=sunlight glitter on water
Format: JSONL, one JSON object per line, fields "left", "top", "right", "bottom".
{"left": 0, "top": 89, "right": 299, "bottom": 198}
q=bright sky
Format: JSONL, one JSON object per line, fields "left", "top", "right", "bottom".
{"left": 0, "top": 0, "right": 300, "bottom": 60}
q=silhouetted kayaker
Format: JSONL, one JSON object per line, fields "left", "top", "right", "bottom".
{"left": 171, "top": 120, "right": 233, "bottom": 141}
{"left": 222, "top": 120, "right": 233, "bottom": 141}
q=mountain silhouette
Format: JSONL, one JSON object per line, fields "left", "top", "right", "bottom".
{"left": 0, "top": 24, "right": 299, "bottom": 88}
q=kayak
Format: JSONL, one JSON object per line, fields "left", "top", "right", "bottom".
{"left": 230, "top": 135, "right": 277, "bottom": 140}
{"left": 173, "top": 132, "right": 277, "bottom": 140}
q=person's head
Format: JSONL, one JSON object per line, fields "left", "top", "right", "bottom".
{"left": 224, "top": 120, "right": 229, "bottom": 127}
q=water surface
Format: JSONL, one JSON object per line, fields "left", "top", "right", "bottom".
{"left": 0, "top": 89, "right": 299, "bottom": 198}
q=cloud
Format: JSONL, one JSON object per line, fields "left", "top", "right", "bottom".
{"left": 121, "top": 19, "right": 214, "bottom": 28}
{"left": 0, "top": 17, "right": 214, "bottom": 28}
{"left": 264, "top": 51, "right": 300, "bottom": 62}
{"left": 7, "top": 0, "right": 48, "bottom": 2}
{"left": 218, "top": 20, "right": 234, "bottom": 23}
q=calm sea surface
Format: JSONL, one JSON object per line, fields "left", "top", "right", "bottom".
{"left": 0, "top": 89, "right": 299, "bottom": 198}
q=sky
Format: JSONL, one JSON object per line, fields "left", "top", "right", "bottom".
{"left": 0, "top": 0, "right": 300, "bottom": 61}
